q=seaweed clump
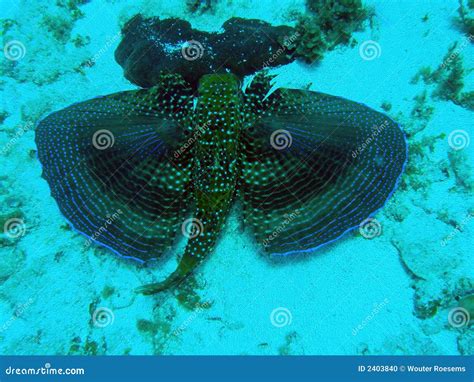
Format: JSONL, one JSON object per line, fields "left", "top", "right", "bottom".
{"left": 186, "top": 0, "right": 215, "bottom": 14}
{"left": 458, "top": 0, "right": 474, "bottom": 35}
{"left": 293, "top": 0, "right": 371, "bottom": 63}
{"left": 411, "top": 41, "right": 474, "bottom": 110}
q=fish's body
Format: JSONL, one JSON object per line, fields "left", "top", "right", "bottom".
{"left": 36, "top": 73, "right": 407, "bottom": 294}
{"left": 137, "top": 74, "right": 242, "bottom": 293}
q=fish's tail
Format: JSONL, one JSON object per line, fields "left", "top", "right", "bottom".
{"left": 135, "top": 190, "right": 232, "bottom": 295}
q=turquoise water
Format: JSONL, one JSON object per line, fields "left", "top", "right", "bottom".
{"left": 0, "top": 0, "right": 472, "bottom": 356}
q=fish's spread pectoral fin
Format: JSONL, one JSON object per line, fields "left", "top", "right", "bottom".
{"left": 239, "top": 80, "right": 407, "bottom": 255}
{"left": 35, "top": 83, "right": 196, "bottom": 262}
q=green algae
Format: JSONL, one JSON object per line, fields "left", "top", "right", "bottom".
{"left": 136, "top": 311, "right": 174, "bottom": 355}
{"left": 381, "top": 101, "right": 392, "bottom": 112}
{"left": 174, "top": 274, "right": 211, "bottom": 311}
{"left": 278, "top": 331, "right": 303, "bottom": 355}
{"left": 458, "top": 0, "right": 474, "bottom": 35}
{"left": 68, "top": 335, "right": 107, "bottom": 355}
{"left": 186, "top": 0, "right": 215, "bottom": 14}
{"left": 101, "top": 285, "right": 115, "bottom": 299}
{"left": 137, "top": 319, "right": 160, "bottom": 335}
{"left": 413, "top": 43, "right": 473, "bottom": 110}
{"left": 294, "top": 0, "right": 371, "bottom": 63}
{"left": 411, "top": 91, "right": 434, "bottom": 121}
{"left": 459, "top": 294, "right": 474, "bottom": 319}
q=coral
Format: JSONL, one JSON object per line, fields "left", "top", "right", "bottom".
{"left": 0, "top": 248, "right": 26, "bottom": 284}
{"left": 448, "top": 150, "right": 474, "bottom": 193}
{"left": 293, "top": 0, "right": 370, "bottom": 63}
{"left": 413, "top": 278, "right": 474, "bottom": 320}
{"left": 457, "top": 331, "right": 474, "bottom": 355}
{"left": 1, "top": 1, "right": 91, "bottom": 85}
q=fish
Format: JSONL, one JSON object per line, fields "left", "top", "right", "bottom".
{"left": 35, "top": 72, "right": 407, "bottom": 294}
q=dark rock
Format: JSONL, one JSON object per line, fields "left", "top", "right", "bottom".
{"left": 115, "top": 15, "right": 298, "bottom": 88}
